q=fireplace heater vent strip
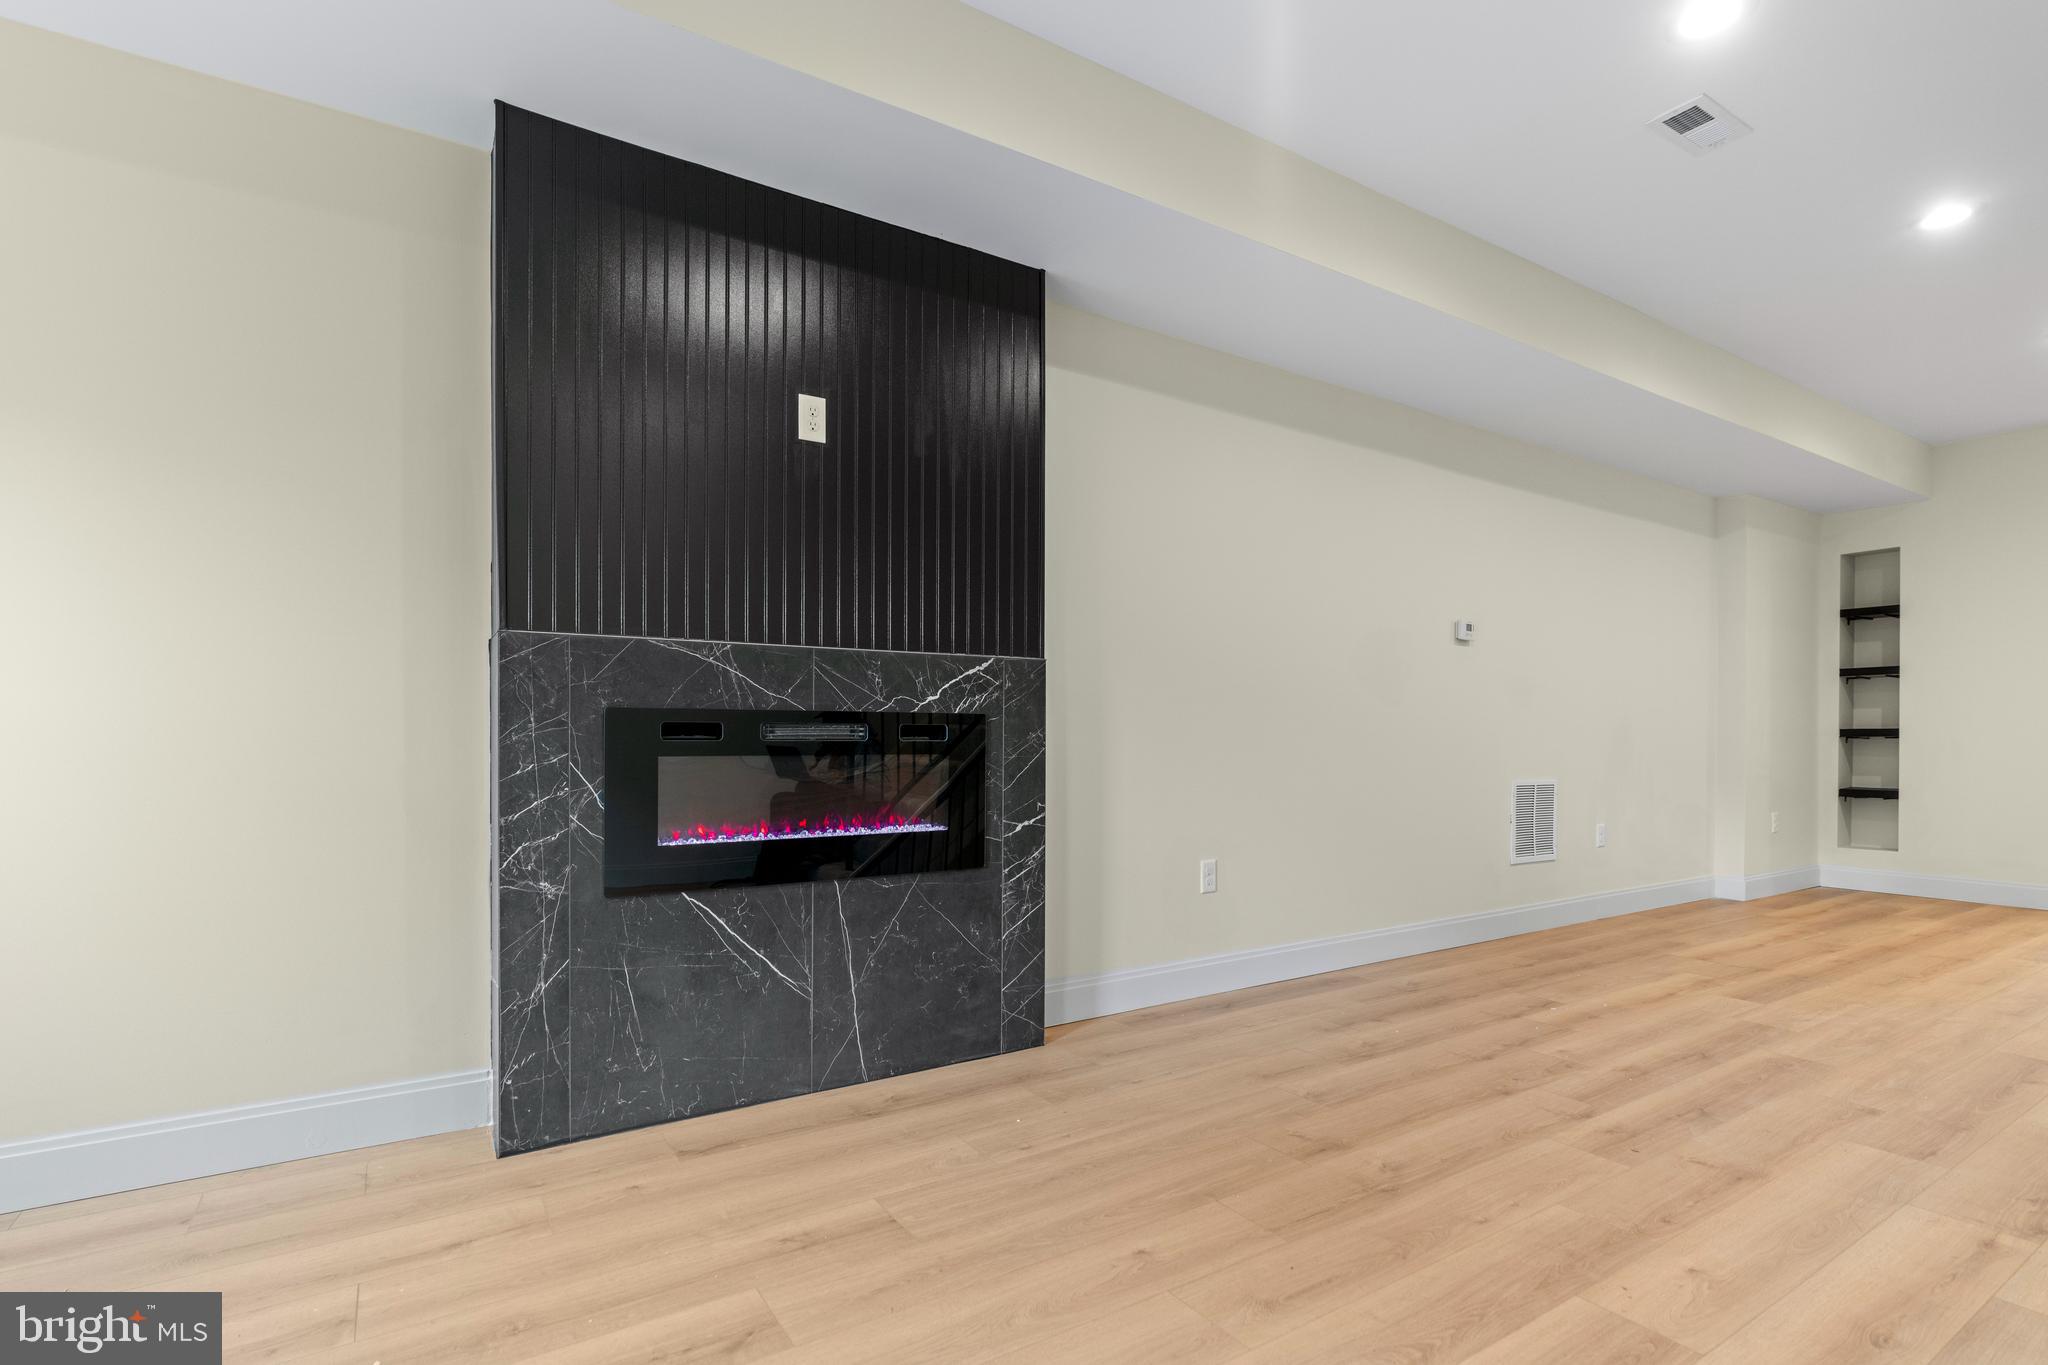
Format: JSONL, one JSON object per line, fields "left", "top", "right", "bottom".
{"left": 760, "top": 722, "right": 871, "bottom": 743}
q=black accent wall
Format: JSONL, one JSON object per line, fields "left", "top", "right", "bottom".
{"left": 493, "top": 104, "right": 1046, "bottom": 658}
{"left": 491, "top": 108, "right": 1049, "bottom": 1155}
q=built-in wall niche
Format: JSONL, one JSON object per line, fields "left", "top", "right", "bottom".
{"left": 1838, "top": 547, "right": 1900, "bottom": 851}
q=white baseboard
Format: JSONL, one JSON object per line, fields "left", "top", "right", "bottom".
{"left": 1819, "top": 865, "right": 2048, "bottom": 911}
{"left": 1713, "top": 865, "right": 1823, "bottom": 902}
{"left": 0, "top": 1069, "right": 491, "bottom": 1214}
{"left": 1045, "top": 876, "right": 1717, "bottom": 1027}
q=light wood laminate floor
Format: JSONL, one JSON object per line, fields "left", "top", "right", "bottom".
{"left": 13, "top": 889, "right": 2048, "bottom": 1362}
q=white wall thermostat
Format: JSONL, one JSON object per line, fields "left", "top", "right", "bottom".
{"left": 1454, "top": 620, "right": 1476, "bottom": 643}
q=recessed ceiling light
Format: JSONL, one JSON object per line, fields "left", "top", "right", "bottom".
{"left": 1918, "top": 201, "right": 1976, "bottom": 232}
{"left": 1677, "top": 0, "right": 1747, "bottom": 40}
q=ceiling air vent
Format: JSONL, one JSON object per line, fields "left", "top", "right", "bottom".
{"left": 1511, "top": 781, "right": 1557, "bottom": 865}
{"left": 1651, "top": 94, "right": 1752, "bottom": 155}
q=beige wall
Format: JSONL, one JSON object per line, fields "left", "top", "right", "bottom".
{"left": 0, "top": 23, "right": 491, "bottom": 1140}
{"left": 1745, "top": 507, "right": 1821, "bottom": 877}
{"left": 1044, "top": 306, "right": 1720, "bottom": 980}
{"left": 1712, "top": 497, "right": 1821, "bottom": 884}
{"left": 1816, "top": 426, "right": 2048, "bottom": 885}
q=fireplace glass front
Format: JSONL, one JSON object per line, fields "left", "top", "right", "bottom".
{"left": 603, "top": 707, "right": 987, "bottom": 894}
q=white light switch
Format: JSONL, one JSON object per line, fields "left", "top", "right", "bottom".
{"left": 798, "top": 393, "right": 827, "bottom": 444}
{"left": 1199, "top": 859, "right": 1217, "bottom": 894}
{"left": 1596, "top": 822, "right": 1607, "bottom": 848}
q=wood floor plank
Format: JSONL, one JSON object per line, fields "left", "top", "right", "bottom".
{"left": 957, "top": 1072, "right": 1318, "bottom": 1164}
{"left": 1774, "top": 1002, "right": 1985, "bottom": 1070}
{"left": 1562, "top": 1149, "right": 1776, "bottom": 1241}
{"left": 1259, "top": 1093, "right": 1599, "bottom": 1235}
{"left": 542, "top": 1136, "right": 987, "bottom": 1245}
{"left": 1583, "top": 1140, "right": 1942, "bottom": 1351}
{"left": 189, "top": 1164, "right": 372, "bottom": 1230}
{"left": 1458, "top": 1297, "right": 1695, "bottom": 1365}
{"left": 306, "top": 1283, "right": 791, "bottom": 1365}
{"left": 2, "top": 1195, "right": 549, "bottom": 1298}
{"left": 1233, "top": 1203, "right": 1649, "bottom": 1364}
{"left": 1693, "top": 1205, "right": 2034, "bottom": 1365}
{"left": 878, "top": 1128, "right": 1300, "bottom": 1243}
{"left": 1542, "top": 1018, "right": 1790, "bottom": 1109}
{"left": 1251, "top": 1049, "right": 1579, "bottom": 1161}
{"left": 218, "top": 1283, "right": 361, "bottom": 1363}
{"left": 1913, "top": 1098, "right": 2048, "bottom": 1237}
{"left": 1293, "top": 992, "right": 1559, "bottom": 1064}
{"left": 24, "top": 891, "right": 2048, "bottom": 1363}
{"left": 1022, "top": 1025, "right": 1331, "bottom": 1102}
{"left": 654, "top": 1054, "right": 1051, "bottom": 1159}
{"left": 758, "top": 1201, "right": 1278, "bottom": 1362}
{"left": 1928, "top": 1299, "right": 2048, "bottom": 1365}
{"left": 354, "top": 1128, "right": 501, "bottom": 1184}
{"left": 5, "top": 1182, "right": 220, "bottom": 1232}
{"left": 988, "top": 1293, "right": 1245, "bottom": 1365}
{"left": 1839, "top": 1050, "right": 2048, "bottom": 1166}
{"left": 155, "top": 1202, "right": 554, "bottom": 1330}
{"left": 1994, "top": 1238, "right": 2048, "bottom": 1316}
{"left": 1168, "top": 1222, "right": 1408, "bottom": 1349}
{"left": 1180, "top": 1138, "right": 1619, "bottom": 1346}
{"left": 1553, "top": 1051, "right": 1833, "bottom": 1165}
{"left": 0, "top": 1193, "right": 204, "bottom": 1273}
{"left": 500, "top": 1288, "right": 790, "bottom": 1364}
{"left": 1677, "top": 1087, "right": 1880, "bottom": 1173}
{"left": 343, "top": 1199, "right": 910, "bottom": 1353}
{"left": 1996, "top": 1018, "right": 2048, "bottom": 1063}
{"left": 1514, "top": 994, "right": 1757, "bottom": 1071}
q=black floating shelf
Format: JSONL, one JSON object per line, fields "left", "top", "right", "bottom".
{"left": 1839, "top": 786, "right": 1900, "bottom": 800}
{"left": 1841, "top": 604, "right": 1901, "bottom": 621}
{"left": 1841, "top": 727, "right": 1900, "bottom": 739}
{"left": 1840, "top": 666, "right": 1900, "bottom": 679}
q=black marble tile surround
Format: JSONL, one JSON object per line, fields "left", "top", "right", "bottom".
{"left": 492, "top": 631, "right": 1046, "bottom": 1155}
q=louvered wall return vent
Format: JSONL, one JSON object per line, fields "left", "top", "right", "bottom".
{"left": 1651, "top": 94, "right": 1752, "bottom": 155}
{"left": 1511, "top": 780, "right": 1558, "bottom": 865}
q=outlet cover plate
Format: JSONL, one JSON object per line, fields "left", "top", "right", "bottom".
{"left": 798, "top": 393, "right": 826, "bottom": 444}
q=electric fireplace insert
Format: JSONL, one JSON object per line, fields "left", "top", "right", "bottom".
{"left": 602, "top": 706, "right": 987, "bottom": 894}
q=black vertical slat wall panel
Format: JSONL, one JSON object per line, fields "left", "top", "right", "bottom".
{"left": 495, "top": 104, "right": 1046, "bottom": 658}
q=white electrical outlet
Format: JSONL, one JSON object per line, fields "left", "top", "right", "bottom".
{"left": 1199, "top": 859, "right": 1217, "bottom": 894}
{"left": 1771, "top": 810, "right": 1780, "bottom": 834}
{"left": 1595, "top": 822, "right": 1607, "bottom": 848}
{"left": 798, "top": 393, "right": 827, "bottom": 444}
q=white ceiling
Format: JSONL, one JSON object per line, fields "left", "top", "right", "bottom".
{"left": 964, "top": 0, "right": 2048, "bottom": 445}
{"left": 0, "top": 0, "right": 1945, "bottom": 508}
